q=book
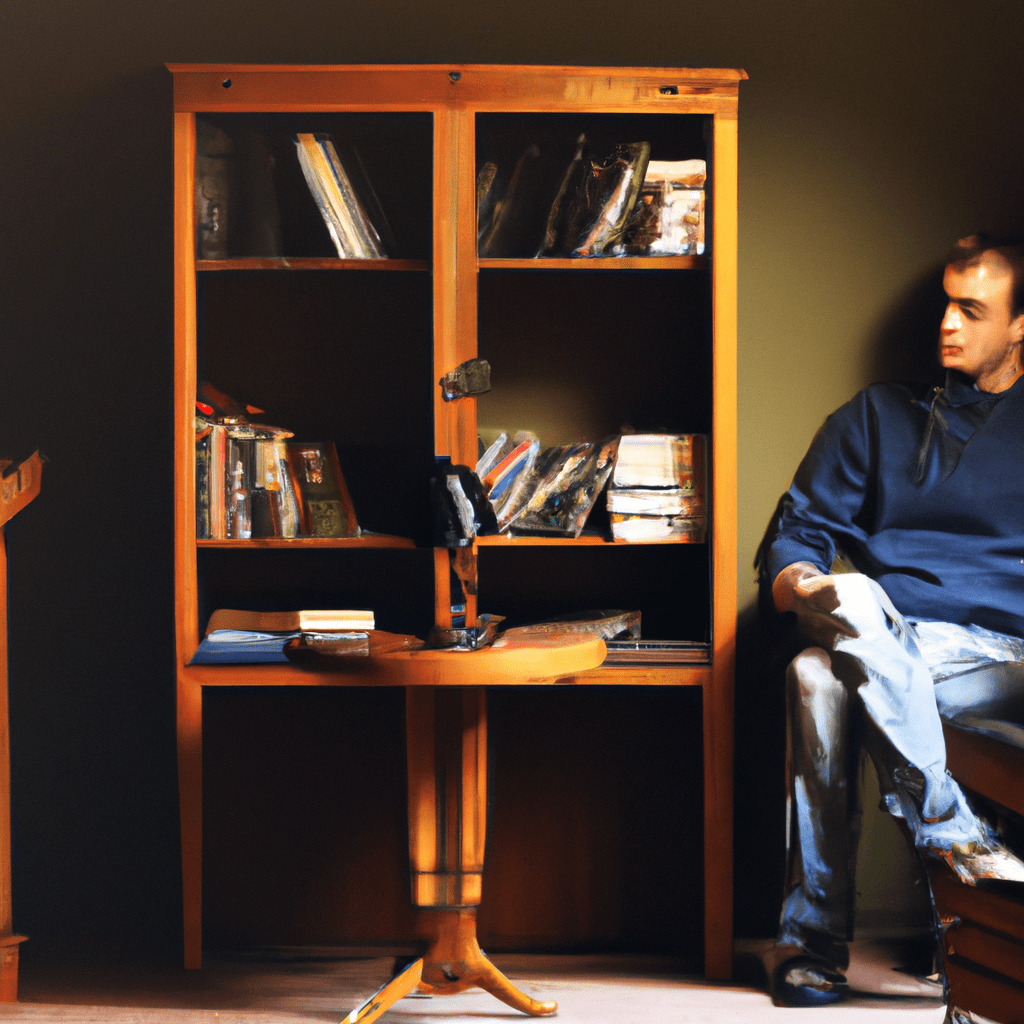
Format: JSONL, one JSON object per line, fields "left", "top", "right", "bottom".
{"left": 605, "top": 490, "right": 705, "bottom": 517}
{"left": 540, "top": 136, "right": 651, "bottom": 257}
{"left": 603, "top": 639, "right": 710, "bottom": 664}
{"left": 518, "top": 609, "right": 641, "bottom": 641}
{"left": 476, "top": 430, "right": 540, "bottom": 530}
{"left": 507, "top": 438, "right": 619, "bottom": 537}
{"left": 251, "top": 438, "right": 301, "bottom": 538}
{"left": 610, "top": 433, "right": 705, "bottom": 490}
{"left": 618, "top": 159, "right": 706, "bottom": 256}
{"left": 607, "top": 434, "right": 707, "bottom": 543}
{"left": 294, "top": 133, "right": 386, "bottom": 259}
{"left": 609, "top": 512, "right": 707, "bottom": 543}
{"left": 190, "top": 628, "right": 370, "bottom": 665}
{"left": 205, "top": 608, "right": 375, "bottom": 634}
{"left": 286, "top": 442, "right": 361, "bottom": 538}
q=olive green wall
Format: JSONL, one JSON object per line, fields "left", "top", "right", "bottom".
{"left": 1, "top": 0, "right": 1023, "bottom": 960}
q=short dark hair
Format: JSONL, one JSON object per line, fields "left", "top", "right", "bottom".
{"left": 947, "top": 233, "right": 1024, "bottom": 317}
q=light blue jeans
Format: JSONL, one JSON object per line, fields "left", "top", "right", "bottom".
{"left": 776, "top": 573, "right": 1024, "bottom": 968}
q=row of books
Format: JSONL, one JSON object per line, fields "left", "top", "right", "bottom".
{"left": 194, "top": 121, "right": 391, "bottom": 261}
{"left": 196, "top": 120, "right": 703, "bottom": 261}
{"left": 195, "top": 386, "right": 360, "bottom": 540}
{"left": 478, "top": 135, "right": 706, "bottom": 258}
{"left": 476, "top": 432, "right": 706, "bottom": 541}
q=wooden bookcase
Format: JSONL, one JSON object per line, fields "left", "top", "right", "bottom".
{"left": 170, "top": 64, "right": 743, "bottom": 977}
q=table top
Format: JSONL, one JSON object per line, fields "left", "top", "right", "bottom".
{"left": 285, "top": 627, "right": 608, "bottom": 686}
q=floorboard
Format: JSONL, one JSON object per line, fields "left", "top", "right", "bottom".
{"left": 0, "top": 943, "right": 951, "bottom": 1023}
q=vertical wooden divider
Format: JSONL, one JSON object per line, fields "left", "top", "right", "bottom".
{"left": 705, "top": 109, "right": 739, "bottom": 980}
{"left": 173, "top": 110, "right": 205, "bottom": 970}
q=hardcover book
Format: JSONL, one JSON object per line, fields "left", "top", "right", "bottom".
{"left": 286, "top": 442, "right": 361, "bottom": 538}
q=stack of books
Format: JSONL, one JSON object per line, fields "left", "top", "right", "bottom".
{"left": 606, "top": 434, "right": 707, "bottom": 542}
{"left": 195, "top": 385, "right": 360, "bottom": 541}
{"left": 190, "top": 608, "right": 375, "bottom": 664}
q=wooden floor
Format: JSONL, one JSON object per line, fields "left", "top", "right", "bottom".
{"left": 0, "top": 942, "right": 953, "bottom": 1023}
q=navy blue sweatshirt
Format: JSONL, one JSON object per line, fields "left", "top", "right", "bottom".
{"left": 763, "top": 373, "right": 1024, "bottom": 639}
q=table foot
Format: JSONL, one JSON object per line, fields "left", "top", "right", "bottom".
{"left": 343, "top": 956, "right": 424, "bottom": 1024}
{"left": 342, "top": 909, "right": 556, "bottom": 1022}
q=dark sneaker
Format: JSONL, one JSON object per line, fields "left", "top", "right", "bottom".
{"left": 770, "top": 957, "right": 848, "bottom": 1007}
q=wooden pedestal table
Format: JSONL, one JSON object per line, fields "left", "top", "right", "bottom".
{"left": 292, "top": 628, "right": 607, "bottom": 1024}
{"left": 0, "top": 451, "right": 44, "bottom": 1001}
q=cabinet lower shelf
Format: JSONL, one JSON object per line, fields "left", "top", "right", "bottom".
{"left": 182, "top": 659, "right": 712, "bottom": 688}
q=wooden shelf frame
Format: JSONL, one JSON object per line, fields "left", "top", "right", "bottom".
{"left": 0, "top": 450, "right": 43, "bottom": 1001}
{"left": 171, "top": 64, "right": 742, "bottom": 978}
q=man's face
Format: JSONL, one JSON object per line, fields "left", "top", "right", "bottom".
{"left": 940, "top": 253, "right": 1024, "bottom": 392}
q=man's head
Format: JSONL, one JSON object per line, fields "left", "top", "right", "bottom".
{"left": 940, "top": 234, "right": 1024, "bottom": 392}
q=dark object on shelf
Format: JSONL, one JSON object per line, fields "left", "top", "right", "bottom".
{"left": 540, "top": 136, "right": 651, "bottom": 257}
{"left": 195, "top": 120, "right": 234, "bottom": 259}
{"left": 431, "top": 459, "right": 499, "bottom": 547}
{"left": 427, "top": 613, "right": 505, "bottom": 651}
{"left": 195, "top": 120, "right": 283, "bottom": 259}
{"left": 440, "top": 358, "right": 491, "bottom": 401}
{"left": 196, "top": 380, "right": 265, "bottom": 423}
{"left": 477, "top": 143, "right": 544, "bottom": 257}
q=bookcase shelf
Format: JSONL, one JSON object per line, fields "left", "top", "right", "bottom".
{"left": 196, "top": 533, "right": 416, "bottom": 549}
{"left": 198, "top": 258, "right": 430, "bottom": 271}
{"left": 171, "top": 63, "right": 742, "bottom": 979}
{"left": 474, "top": 533, "right": 705, "bottom": 546}
{"left": 478, "top": 255, "right": 706, "bottom": 271}
{"left": 184, "top": 659, "right": 713, "bottom": 688}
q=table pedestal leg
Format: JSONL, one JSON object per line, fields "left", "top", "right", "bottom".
{"left": 342, "top": 686, "right": 556, "bottom": 1023}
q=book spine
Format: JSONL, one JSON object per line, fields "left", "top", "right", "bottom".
{"left": 295, "top": 135, "right": 353, "bottom": 257}
{"left": 208, "top": 424, "right": 228, "bottom": 540}
{"left": 195, "top": 429, "right": 211, "bottom": 539}
{"left": 317, "top": 136, "right": 384, "bottom": 258}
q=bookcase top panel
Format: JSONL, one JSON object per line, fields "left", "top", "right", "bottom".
{"left": 169, "top": 64, "right": 747, "bottom": 115}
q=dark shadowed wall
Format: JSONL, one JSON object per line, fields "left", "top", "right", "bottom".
{"left": 1, "top": 0, "right": 1023, "bottom": 964}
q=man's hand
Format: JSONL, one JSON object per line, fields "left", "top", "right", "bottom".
{"left": 773, "top": 562, "right": 857, "bottom": 647}
{"left": 772, "top": 562, "right": 824, "bottom": 613}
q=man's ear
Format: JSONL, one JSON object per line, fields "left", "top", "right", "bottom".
{"left": 1013, "top": 313, "right": 1024, "bottom": 342}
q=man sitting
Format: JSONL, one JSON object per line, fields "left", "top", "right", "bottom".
{"left": 759, "top": 234, "right": 1024, "bottom": 1007}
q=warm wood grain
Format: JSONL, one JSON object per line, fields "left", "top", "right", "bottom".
{"left": 170, "top": 64, "right": 743, "bottom": 977}
{"left": 0, "top": 451, "right": 42, "bottom": 999}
